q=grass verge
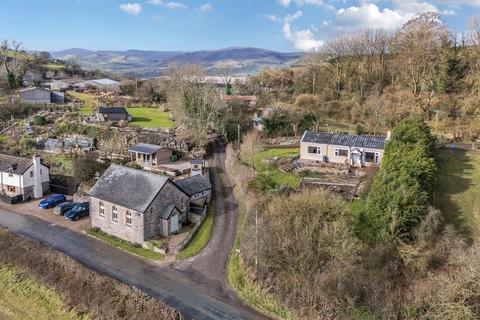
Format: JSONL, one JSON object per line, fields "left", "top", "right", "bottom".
{"left": 0, "top": 264, "right": 84, "bottom": 320}
{"left": 87, "top": 228, "right": 163, "bottom": 260}
{"left": 127, "top": 107, "right": 174, "bottom": 129}
{"left": 176, "top": 201, "right": 215, "bottom": 260}
{"left": 224, "top": 166, "right": 293, "bottom": 319}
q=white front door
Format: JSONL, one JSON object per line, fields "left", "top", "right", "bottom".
{"left": 170, "top": 214, "right": 179, "bottom": 234}
{"left": 350, "top": 150, "right": 362, "bottom": 165}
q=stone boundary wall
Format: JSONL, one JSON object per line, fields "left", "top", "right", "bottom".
{"left": 176, "top": 206, "right": 207, "bottom": 251}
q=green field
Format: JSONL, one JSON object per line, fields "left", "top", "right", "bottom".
{"left": 435, "top": 149, "right": 480, "bottom": 239}
{"left": 0, "top": 264, "right": 83, "bottom": 320}
{"left": 127, "top": 107, "right": 174, "bottom": 129}
{"left": 251, "top": 148, "right": 301, "bottom": 189}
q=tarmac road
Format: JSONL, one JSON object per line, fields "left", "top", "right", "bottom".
{"left": 0, "top": 146, "right": 269, "bottom": 320}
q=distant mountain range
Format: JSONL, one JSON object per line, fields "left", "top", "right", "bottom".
{"left": 49, "top": 47, "right": 303, "bottom": 78}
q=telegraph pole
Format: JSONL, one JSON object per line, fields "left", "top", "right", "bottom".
{"left": 255, "top": 209, "right": 258, "bottom": 274}
{"left": 237, "top": 124, "right": 241, "bottom": 150}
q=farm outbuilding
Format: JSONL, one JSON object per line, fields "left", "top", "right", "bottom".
{"left": 19, "top": 87, "right": 64, "bottom": 105}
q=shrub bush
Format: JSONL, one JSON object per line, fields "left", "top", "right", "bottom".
{"left": 362, "top": 118, "right": 437, "bottom": 243}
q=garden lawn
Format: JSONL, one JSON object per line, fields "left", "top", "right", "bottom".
{"left": 252, "top": 148, "right": 301, "bottom": 189}
{"left": 87, "top": 228, "right": 163, "bottom": 260}
{"left": 67, "top": 91, "right": 96, "bottom": 114}
{"left": 176, "top": 201, "right": 215, "bottom": 260}
{"left": 0, "top": 264, "right": 83, "bottom": 320}
{"left": 127, "top": 108, "right": 174, "bottom": 129}
{"left": 435, "top": 149, "right": 480, "bottom": 240}
{"left": 0, "top": 135, "right": 9, "bottom": 144}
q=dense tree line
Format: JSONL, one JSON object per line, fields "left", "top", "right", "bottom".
{"left": 247, "top": 13, "right": 480, "bottom": 139}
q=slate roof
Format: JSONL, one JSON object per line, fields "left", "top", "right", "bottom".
{"left": 88, "top": 164, "right": 169, "bottom": 213}
{"left": 0, "top": 154, "right": 34, "bottom": 174}
{"left": 301, "top": 131, "right": 386, "bottom": 150}
{"left": 190, "top": 159, "right": 205, "bottom": 165}
{"left": 175, "top": 175, "right": 212, "bottom": 197}
{"left": 19, "top": 87, "right": 48, "bottom": 93}
{"left": 128, "top": 143, "right": 163, "bottom": 155}
{"left": 158, "top": 204, "right": 180, "bottom": 220}
{"left": 89, "top": 79, "right": 120, "bottom": 86}
{"left": 98, "top": 107, "right": 128, "bottom": 114}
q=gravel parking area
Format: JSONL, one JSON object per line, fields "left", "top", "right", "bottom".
{"left": 0, "top": 197, "right": 90, "bottom": 233}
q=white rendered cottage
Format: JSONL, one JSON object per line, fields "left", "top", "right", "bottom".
{"left": 0, "top": 154, "right": 50, "bottom": 202}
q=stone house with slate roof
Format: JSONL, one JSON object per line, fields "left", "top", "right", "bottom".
{"left": 300, "top": 131, "right": 388, "bottom": 167}
{"left": 88, "top": 164, "right": 189, "bottom": 244}
{"left": 0, "top": 154, "right": 50, "bottom": 203}
{"left": 175, "top": 175, "right": 212, "bottom": 215}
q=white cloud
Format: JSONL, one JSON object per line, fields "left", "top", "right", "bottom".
{"left": 279, "top": 0, "right": 457, "bottom": 52}
{"left": 278, "top": 0, "right": 335, "bottom": 10}
{"left": 265, "top": 14, "right": 281, "bottom": 22}
{"left": 433, "top": 0, "right": 480, "bottom": 5}
{"left": 282, "top": 11, "right": 324, "bottom": 52}
{"left": 119, "top": 3, "right": 142, "bottom": 15}
{"left": 197, "top": 3, "right": 212, "bottom": 14}
{"left": 278, "top": 0, "right": 292, "bottom": 7}
{"left": 321, "top": 1, "right": 454, "bottom": 35}
{"left": 147, "top": 0, "right": 187, "bottom": 9}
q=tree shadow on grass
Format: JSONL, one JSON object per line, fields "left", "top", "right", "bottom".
{"left": 131, "top": 117, "right": 151, "bottom": 123}
{"left": 434, "top": 148, "right": 477, "bottom": 244}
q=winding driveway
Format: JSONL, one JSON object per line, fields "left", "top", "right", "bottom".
{"left": 0, "top": 146, "right": 269, "bottom": 320}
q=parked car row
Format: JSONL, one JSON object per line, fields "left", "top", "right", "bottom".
{"left": 39, "top": 194, "right": 89, "bottom": 221}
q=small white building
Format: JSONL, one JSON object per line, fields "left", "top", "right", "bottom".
{"left": 190, "top": 159, "right": 206, "bottom": 176}
{"left": 0, "top": 154, "right": 50, "bottom": 203}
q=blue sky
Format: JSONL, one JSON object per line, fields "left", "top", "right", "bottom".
{"left": 0, "top": 0, "right": 478, "bottom": 52}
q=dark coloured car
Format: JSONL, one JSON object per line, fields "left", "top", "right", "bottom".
{"left": 53, "top": 202, "right": 77, "bottom": 215}
{"left": 64, "top": 202, "right": 90, "bottom": 221}
{"left": 39, "top": 194, "right": 67, "bottom": 209}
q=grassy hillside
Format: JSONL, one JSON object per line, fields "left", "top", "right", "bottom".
{"left": 435, "top": 148, "right": 480, "bottom": 240}
{"left": 0, "top": 264, "right": 84, "bottom": 320}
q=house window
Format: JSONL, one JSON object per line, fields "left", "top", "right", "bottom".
{"left": 334, "top": 149, "right": 349, "bottom": 157}
{"left": 308, "top": 146, "right": 321, "bottom": 155}
{"left": 112, "top": 206, "right": 118, "bottom": 222}
{"left": 126, "top": 211, "right": 132, "bottom": 226}
{"left": 30, "top": 171, "right": 34, "bottom": 178}
{"left": 365, "top": 152, "right": 376, "bottom": 163}
{"left": 374, "top": 152, "right": 380, "bottom": 164}
{"left": 7, "top": 186, "right": 15, "bottom": 193}
{"left": 8, "top": 172, "right": 13, "bottom": 177}
{"left": 99, "top": 201, "right": 105, "bottom": 217}
{"left": 40, "top": 169, "right": 43, "bottom": 175}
